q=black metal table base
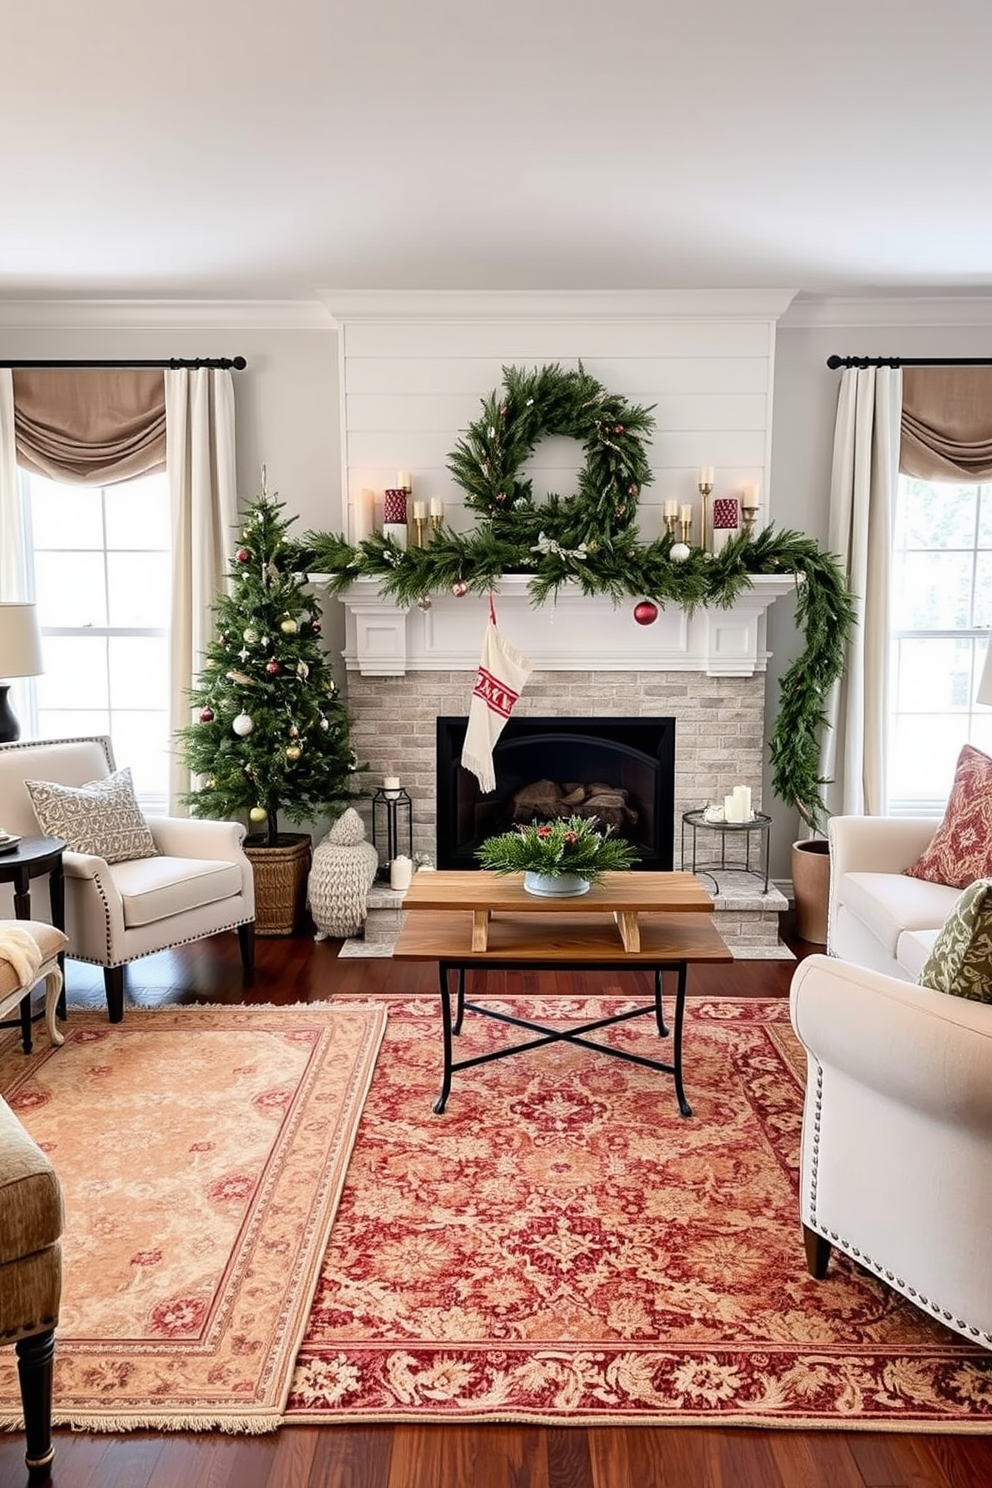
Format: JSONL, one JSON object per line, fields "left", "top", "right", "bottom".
{"left": 432, "top": 956, "right": 693, "bottom": 1118}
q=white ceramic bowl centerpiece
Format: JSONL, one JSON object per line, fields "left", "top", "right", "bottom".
{"left": 475, "top": 814, "right": 640, "bottom": 896}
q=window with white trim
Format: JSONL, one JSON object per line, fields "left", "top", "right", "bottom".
{"left": 21, "top": 469, "right": 171, "bottom": 813}
{"left": 888, "top": 473, "right": 992, "bottom": 814}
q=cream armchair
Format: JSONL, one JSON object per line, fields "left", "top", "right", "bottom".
{"left": 0, "top": 737, "right": 254, "bottom": 1023}
{"left": 790, "top": 952, "right": 992, "bottom": 1350}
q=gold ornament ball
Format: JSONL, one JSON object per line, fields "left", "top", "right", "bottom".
{"left": 280, "top": 618, "right": 298, "bottom": 635}
{"left": 249, "top": 806, "right": 267, "bottom": 823}
{"left": 285, "top": 744, "right": 302, "bottom": 761}
{"left": 243, "top": 627, "right": 258, "bottom": 644}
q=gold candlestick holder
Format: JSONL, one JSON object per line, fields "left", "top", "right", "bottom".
{"left": 663, "top": 513, "right": 678, "bottom": 538}
{"left": 411, "top": 515, "right": 427, "bottom": 549}
{"left": 429, "top": 513, "right": 443, "bottom": 537}
{"left": 741, "top": 503, "right": 759, "bottom": 534}
{"left": 679, "top": 514, "right": 692, "bottom": 544}
{"left": 698, "top": 479, "right": 713, "bottom": 552}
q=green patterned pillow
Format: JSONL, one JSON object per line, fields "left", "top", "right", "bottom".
{"left": 918, "top": 877, "right": 992, "bottom": 1003}
{"left": 25, "top": 767, "right": 159, "bottom": 865}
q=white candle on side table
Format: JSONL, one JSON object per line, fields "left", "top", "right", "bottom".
{"left": 390, "top": 854, "right": 413, "bottom": 892}
{"left": 383, "top": 775, "right": 401, "bottom": 799}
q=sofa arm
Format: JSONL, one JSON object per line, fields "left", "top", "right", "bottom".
{"left": 790, "top": 953, "right": 992, "bottom": 1126}
{"left": 827, "top": 815, "right": 938, "bottom": 879}
{"left": 148, "top": 816, "right": 248, "bottom": 860}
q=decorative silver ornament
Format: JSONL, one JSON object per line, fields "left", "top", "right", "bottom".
{"left": 417, "top": 595, "right": 432, "bottom": 611}
{"left": 670, "top": 542, "right": 691, "bottom": 563}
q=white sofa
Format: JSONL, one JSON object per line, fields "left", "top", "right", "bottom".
{"left": 827, "top": 814, "right": 960, "bottom": 980}
{"left": 790, "top": 953, "right": 992, "bottom": 1350}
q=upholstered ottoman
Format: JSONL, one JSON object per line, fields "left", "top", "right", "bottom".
{"left": 307, "top": 809, "right": 379, "bottom": 940}
{"left": 0, "top": 1095, "right": 63, "bottom": 1481}
{"left": 0, "top": 921, "right": 69, "bottom": 1054}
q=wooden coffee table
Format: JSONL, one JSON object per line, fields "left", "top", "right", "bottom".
{"left": 395, "top": 871, "right": 732, "bottom": 1117}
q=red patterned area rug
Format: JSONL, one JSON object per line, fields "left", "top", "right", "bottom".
{"left": 0, "top": 1003, "right": 386, "bottom": 1432}
{"left": 287, "top": 995, "right": 992, "bottom": 1432}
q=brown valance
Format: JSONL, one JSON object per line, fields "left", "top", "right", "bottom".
{"left": 12, "top": 368, "right": 166, "bottom": 485}
{"left": 900, "top": 366, "right": 992, "bottom": 481}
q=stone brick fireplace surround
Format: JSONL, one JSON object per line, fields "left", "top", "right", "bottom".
{"left": 329, "top": 576, "right": 795, "bottom": 872}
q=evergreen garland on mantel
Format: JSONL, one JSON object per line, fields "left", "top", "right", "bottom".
{"left": 300, "top": 364, "right": 855, "bottom": 832}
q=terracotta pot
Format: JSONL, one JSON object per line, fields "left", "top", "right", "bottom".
{"left": 791, "top": 837, "right": 830, "bottom": 946}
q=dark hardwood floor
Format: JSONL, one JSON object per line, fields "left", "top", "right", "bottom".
{"left": 3, "top": 913, "right": 990, "bottom": 1488}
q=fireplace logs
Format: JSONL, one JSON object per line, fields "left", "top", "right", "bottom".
{"left": 511, "top": 778, "right": 638, "bottom": 831}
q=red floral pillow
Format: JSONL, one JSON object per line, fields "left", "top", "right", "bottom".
{"left": 905, "top": 744, "right": 992, "bottom": 888}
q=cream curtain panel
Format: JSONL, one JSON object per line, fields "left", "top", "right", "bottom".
{"left": 0, "top": 371, "right": 26, "bottom": 601}
{"left": 166, "top": 368, "right": 237, "bottom": 813}
{"left": 900, "top": 366, "right": 992, "bottom": 480}
{"left": 11, "top": 368, "right": 165, "bottom": 483}
{"left": 822, "top": 366, "right": 902, "bottom": 820}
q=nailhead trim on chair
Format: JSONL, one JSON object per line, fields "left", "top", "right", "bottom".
{"left": 1, "top": 1314, "right": 57, "bottom": 1340}
{"left": 68, "top": 916, "right": 255, "bottom": 969}
{"left": 806, "top": 1059, "right": 992, "bottom": 1346}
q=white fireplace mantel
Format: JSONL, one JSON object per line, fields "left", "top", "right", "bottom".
{"left": 313, "top": 574, "right": 798, "bottom": 678}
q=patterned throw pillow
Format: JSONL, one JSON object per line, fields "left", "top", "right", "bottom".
{"left": 25, "top": 767, "right": 159, "bottom": 864}
{"left": 326, "top": 807, "right": 366, "bottom": 847}
{"left": 904, "top": 743, "right": 992, "bottom": 888}
{"left": 918, "top": 878, "right": 992, "bottom": 1003}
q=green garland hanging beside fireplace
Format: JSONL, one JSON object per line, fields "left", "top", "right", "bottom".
{"left": 300, "top": 363, "right": 855, "bottom": 832}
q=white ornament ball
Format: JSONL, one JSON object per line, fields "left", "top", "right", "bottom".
{"left": 243, "top": 627, "right": 258, "bottom": 644}
{"left": 670, "top": 542, "right": 691, "bottom": 563}
{"left": 232, "top": 712, "right": 254, "bottom": 737}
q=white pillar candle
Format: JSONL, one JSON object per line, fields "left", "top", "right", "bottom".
{"left": 430, "top": 497, "right": 444, "bottom": 517}
{"left": 390, "top": 854, "right": 413, "bottom": 891}
{"left": 679, "top": 503, "right": 693, "bottom": 523}
{"left": 397, "top": 469, "right": 412, "bottom": 491}
{"left": 699, "top": 466, "right": 714, "bottom": 486}
{"left": 724, "top": 793, "right": 740, "bottom": 823}
{"left": 351, "top": 487, "right": 375, "bottom": 543}
{"left": 383, "top": 775, "right": 401, "bottom": 798}
{"left": 663, "top": 500, "right": 678, "bottom": 518}
{"left": 741, "top": 483, "right": 761, "bottom": 510}
{"left": 412, "top": 500, "right": 427, "bottom": 520}
{"left": 732, "top": 785, "right": 752, "bottom": 820}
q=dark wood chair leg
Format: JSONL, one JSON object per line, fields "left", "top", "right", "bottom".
{"left": 803, "top": 1223, "right": 832, "bottom": 1279}
{"left": 15, "top": 1328, "right": 55, "bottom": 1482}
{"left": 238, "top": 923, "right": 255, "bottom": 980}
{"left": 103, "top": 966, "right": 125, "bottom": 1023}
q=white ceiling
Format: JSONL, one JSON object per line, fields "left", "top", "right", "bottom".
{"left": 4, "top": 0, "right": 991, "bottom": 306}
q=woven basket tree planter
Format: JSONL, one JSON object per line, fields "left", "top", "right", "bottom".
{"left": 243, "top": 832, "right": 313, "bottom": 936}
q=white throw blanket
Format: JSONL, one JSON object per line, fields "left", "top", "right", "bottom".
{"left": 461, "top": 600, "right": 533, "bottom": 793}
{"left": 0, "top": 924, "right": 44, "bottom": 987}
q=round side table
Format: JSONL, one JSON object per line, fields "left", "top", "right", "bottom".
{"left": 681, "top": 810, "right": 772, "bottom": 894}
{"left": 0, "top": 835, "right": 67, "bottom": 1048}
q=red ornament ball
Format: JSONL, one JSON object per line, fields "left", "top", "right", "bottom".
{"left": 236, "top": 547, "right": 250, "bottom": 563}
{"left": 265, "top": 659, "right": 280, "bottom": 675}
{"left": 633, "top": 599, "right": 659, "bottom": 626}
{"left": 199, "top": 707, "right": 214, "bottom": 723}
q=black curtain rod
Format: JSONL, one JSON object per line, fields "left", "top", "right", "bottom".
{"left": 827, "top": 355, "right": 992, "bottom": 370}
{"left": 0, "top": 356, "right": 247, "bottom": 370}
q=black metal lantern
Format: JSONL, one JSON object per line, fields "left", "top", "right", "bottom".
{"left": 371, "top": 784, "right": 413, "bottom": 875}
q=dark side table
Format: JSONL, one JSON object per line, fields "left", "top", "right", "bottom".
{"left": 0, "top": 835, "right": 67, "bottom": 1048}
{"left": 681, "top": 810, "right": 772, "bottom": 894}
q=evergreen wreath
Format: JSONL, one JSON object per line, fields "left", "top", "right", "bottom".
{"left": 300, "top": 363, "right": 855, "bottom": 832}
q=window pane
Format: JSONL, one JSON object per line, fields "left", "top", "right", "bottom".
{"left": 36, "top": 709, "right": 112, "bottom": 742}
{"left": 888, "top": 716, "right": 964, "bottom": 805}
{"left": 892, "top": 637, "right": 974, "bottom": 713}
{"left": 891, "top": 551, "right": 973, "bottom": 630}
{"left": 28, "top": 480, "right": 103, "bottom": 549}
{"left": 34, "top": 553, "right": 107, "bottom": 626}
{"left": 105, "top": 475, "right": 170, "bottom": 550}
{"left": 107, "top": 553, "right": 170, "bottom": 628}
{"left": 109, "top": 638, "right": 168, "bottom": 709}
{"left": 894, "top": 478, "right": 977, "bottom": 550}
{"left": 35, "top": 636, "right": 109, "bottom": 709}
{"left": 110, "top": 711, "right": 170, "bottom": 807}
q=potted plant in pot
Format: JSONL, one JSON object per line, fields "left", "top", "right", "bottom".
{"left": 475, "top": 815, "right": 639, "bottom": 897}
{"left": 176, "top": 478, "right": 362, "bottom": 935}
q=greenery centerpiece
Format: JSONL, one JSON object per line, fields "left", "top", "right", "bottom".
{"left": 476, "top": 815, "right": 640, "bottom": 897}
{"left": 300, "top": 363, "right": 855, "bottom": 833}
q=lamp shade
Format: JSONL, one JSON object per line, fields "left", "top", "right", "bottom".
{"left": 0, "top": 602, "right": 43, "bottom": 681}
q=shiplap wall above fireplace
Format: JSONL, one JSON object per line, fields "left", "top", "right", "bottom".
{"left": 322, "top": 289, "right": 797, "bottom": 546}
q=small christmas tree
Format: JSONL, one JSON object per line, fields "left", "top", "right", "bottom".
{"left": 177, "top": 476, "right": 359, "bottom": 845}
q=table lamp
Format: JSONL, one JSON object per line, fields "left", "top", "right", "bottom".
{"left": 0, "top": 602, "right": 43, "bottom": 743}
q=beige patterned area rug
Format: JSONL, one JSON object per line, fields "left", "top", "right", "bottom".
{"left": 287, "top": 995, "right": 992, "bottom": 1432}
{"left": 0, "top": 1002, "right": 386, "bottom": 1432}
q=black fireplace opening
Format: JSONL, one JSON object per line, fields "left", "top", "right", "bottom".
{"left": 435, "top": 716, "right": 676, "bottom": 871}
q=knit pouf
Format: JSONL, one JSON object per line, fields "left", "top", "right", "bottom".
{"left": 308, "top": 810, "right": 380, "bottom": 940}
